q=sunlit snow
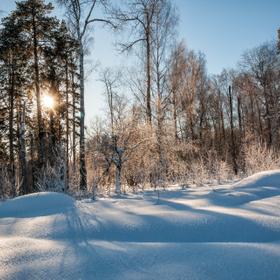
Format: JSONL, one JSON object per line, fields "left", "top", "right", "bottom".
{"left": 0, "top": 170, "right": 280, "bottom": 279}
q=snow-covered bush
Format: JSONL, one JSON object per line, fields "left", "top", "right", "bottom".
{"left": 35, "top": 153, "right": 66, "bottom": 192}
{"left": 244, "top": 142, "right": 280, "bottom": 175}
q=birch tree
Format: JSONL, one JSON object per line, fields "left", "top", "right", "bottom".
{"left": 115, "top": 0, "right": 162, "bottom": 125}
{"left": 57, "top": 0, "right": 116, "bottom": 190}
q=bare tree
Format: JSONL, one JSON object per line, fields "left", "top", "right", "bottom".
{"left": 228, "top": 85, "right": 238, "bottom": 174}
{"left": 115, "top": 0, "right": 162, "bottom": 125}
{"left": 240, "top": 42, "right": 278, "bottom": 147}
{"left": 152, "top": 0, "right": 177, "bottom": 178}
{"left": 57, "top": 0, "right": 116, "bottom": 190}
{"left": 100, "top": 68, "right": 131, "bottom": 194}
{"left": 168, "top": 41, "right": 187, "bottom": 141}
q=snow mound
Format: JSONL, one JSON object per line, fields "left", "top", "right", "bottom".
{"left": 0, "top": 192, "right": 75, "bottom": 218}
{"left": 233, "top": 169, "right": 280, "bottom": 189}
{"left": 211, "top": 170, "right": 280, "bottom": 206}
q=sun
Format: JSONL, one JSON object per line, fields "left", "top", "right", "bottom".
{"left": 42, "top": 94, "right": 55, "bottom": 110}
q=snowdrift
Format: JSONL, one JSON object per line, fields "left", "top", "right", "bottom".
{"left": 0, "top": 171, "right": 280, "bottom": 280}
{"left": 209, "top": 169, "right": 280, "bottom": 206}
{"left": 0, "top": 192, "right": 75, "bottom": 218}
{"left": 234, "top": 169, "right": 280, "bottom": 189}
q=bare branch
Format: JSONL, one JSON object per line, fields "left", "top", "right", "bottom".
{"left": 119, "top": 38, "right": 145, "bottom": 53}
{"left": 86, "top": 18, "right": 117, "bottom": 29}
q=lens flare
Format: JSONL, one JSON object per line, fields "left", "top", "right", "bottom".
{"left": 42, "top": 94, "right": 54, "bottom": 110}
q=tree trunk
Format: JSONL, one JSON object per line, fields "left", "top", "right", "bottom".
{"left": 237, "top": 95, "right": 243, "bottom": 137}
{"left": 79, "top": 43, "right": 87, "bottom": 190}
{"left": 30, "top": 133, "right": 35, "bottom": 192}
{"left": 18, "top": 102, "right": 28, "bottom": 195}
{"left": 8, "top": 65, "right": 15, "bottom": 196}
{"left": 145, "top": 15, "right": 152, "bottom": 125}
{"left": 71, "top": 69, "right": 76, "bottom": 174}
{"left": 115, "top": 164, "right": 121, "bottom": 194}
{"left": 172, "top": 89, "right": 178, "bottom": 141}
{"left": 65, "top": 60, "right": 69, "bottom": 190}
{"left": 249, "top": 93, "right": 256, "bottom": 136}
{"left": 263, "top": 86, "right": 272, "bottom": 147}
{"left": 32, "top": 8, "right": 45, "bottom": 166}
{"left": 229, "top": 86, "right": 238, "bottom": 175}
{"left": 255, "top": 97, "right": 263, "bottom": 142}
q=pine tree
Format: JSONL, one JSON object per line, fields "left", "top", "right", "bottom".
{"left": 0, "top": 11, "right": 30, "bottom": 195}
{"left": 14, "top": 0, "right": 58, "bottom": 168}
{"left": 0, "top": 0, "right": 79, "bottom": 195}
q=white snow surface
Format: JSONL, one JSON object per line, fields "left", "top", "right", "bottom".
{"left": 0, "top": 170, "right": 280, "bottom": 280}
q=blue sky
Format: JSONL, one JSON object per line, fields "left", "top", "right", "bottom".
{"left": 1, "top": 0, "right": 279, "bottom": 124}
{"left": 177, "top": 0, "right": 279, "bottom": 73}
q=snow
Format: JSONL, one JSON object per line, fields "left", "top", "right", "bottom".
{"left": 1, "top": 170, "right": 280, "bottom": 279}
{"left": 0, "top": 192, "right": 74, "bottom": 218}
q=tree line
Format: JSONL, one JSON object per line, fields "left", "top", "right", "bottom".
{"left": 0, "top": 0, "right": 81, "bottom": 196}
{"left": 0, "top": 0, "right": 280, "bottom": 197}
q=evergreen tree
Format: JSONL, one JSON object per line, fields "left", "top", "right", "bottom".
{"left": 14, "top": 0, "right": 58, "bottom": 167}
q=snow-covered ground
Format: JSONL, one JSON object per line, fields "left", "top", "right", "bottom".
{"left": 1, "top": 170, "right": 280, "bottom": 280}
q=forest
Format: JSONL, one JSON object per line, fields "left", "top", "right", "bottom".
{"left": 1, "top": 1, "right": 280, "bottom": 279}
{"left": 1, "top": 0, "right": 280, "bottom": 198}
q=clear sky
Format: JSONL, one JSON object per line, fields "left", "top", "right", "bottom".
{"left": 1, "top": 0, "right": 279, "bottom": 125}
